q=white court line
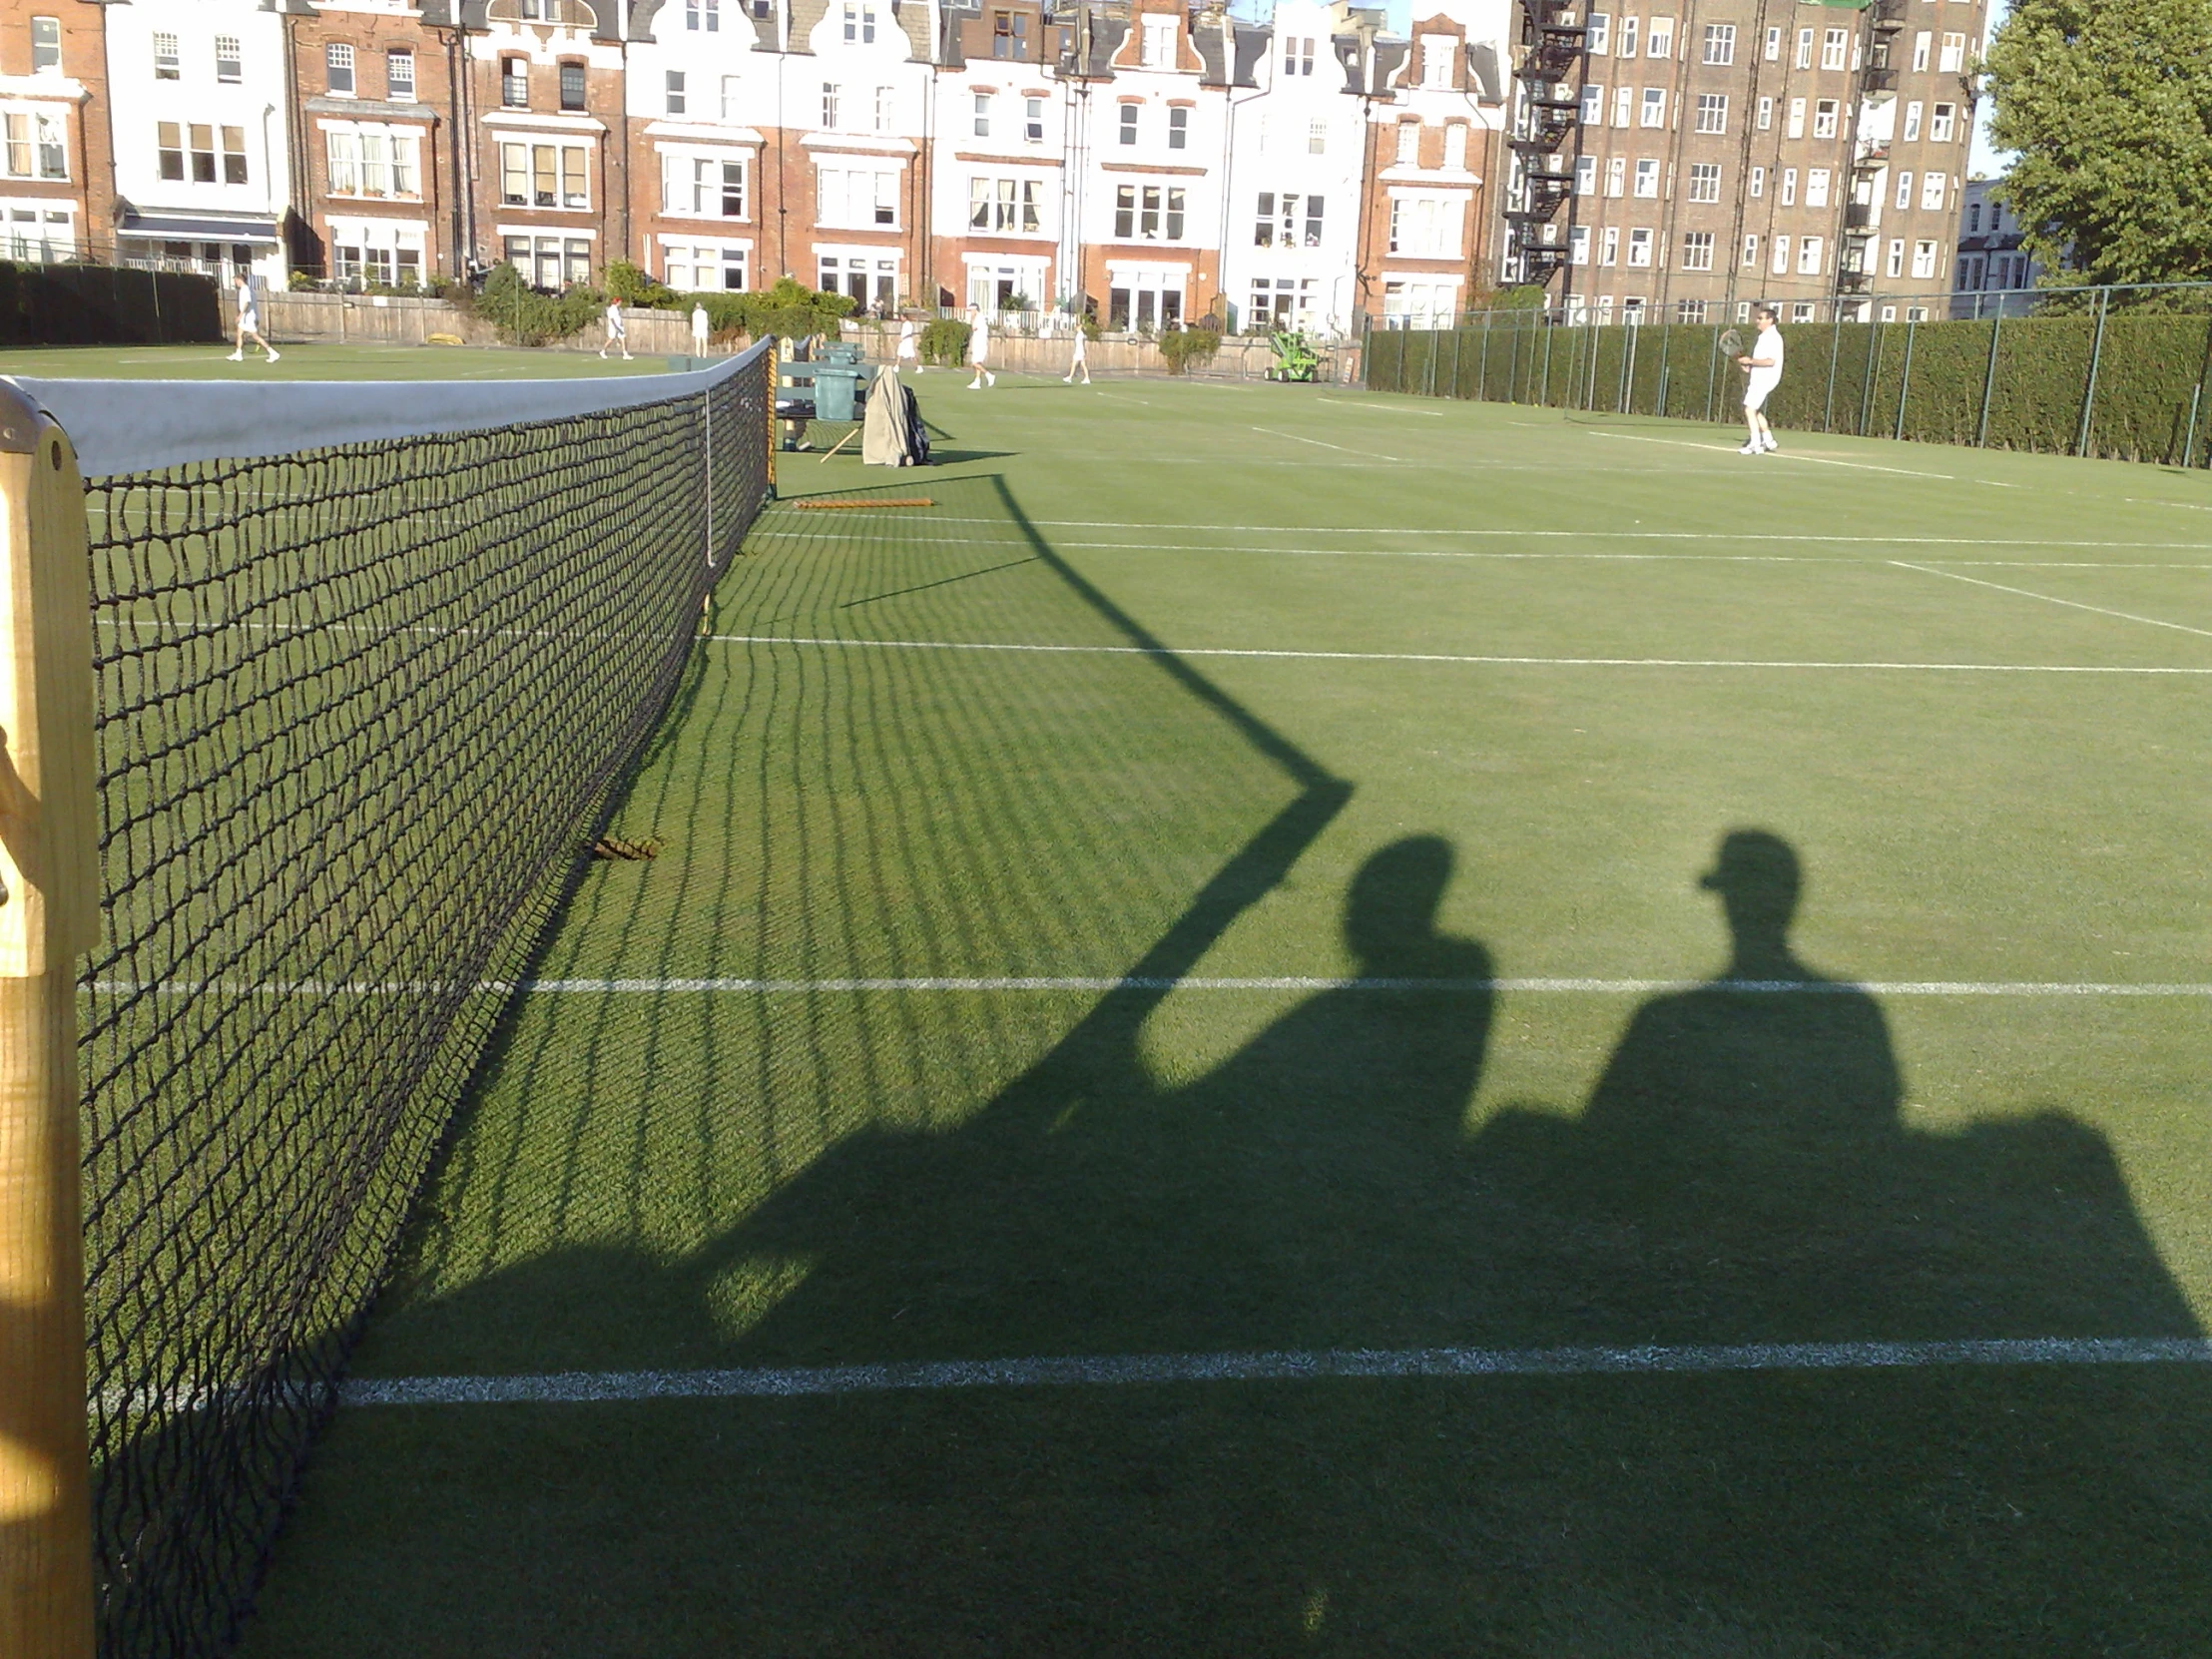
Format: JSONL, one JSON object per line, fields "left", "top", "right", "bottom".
{"left": 92, "top": 976, "right": 2212, "bottom": 998}
{"left": 1315, "top": 396, "right": 1447, "bottom": 417}
{"left": 1249, "top": 424, "right": 1409, "bottom": 463}
{"left": 1585, "top": 428, "right": 1956, "bottom": 479}
{"left": 754, "top": 514, "right": 2202, "bottom": 551}
{"left": 2127, "top": 497, "right": 2212, "bottom": 513}
{"left": 710, "top": 631, "right": 2212, "bottom": 676}
{"left": 1892, "top": 561, "right": 2212, "bottom": 641}
{"left": 342, "top": 1337, "right": 2212, "bottom": 1406}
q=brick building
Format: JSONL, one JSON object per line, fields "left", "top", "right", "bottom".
{"left": 932, "top": 0, "right": 1068, "bottom": 315}
{"left": 0, "top": 0, "right": 112, "bottom": 265}
{"left": 1521, "top": 0, "right": 1987, "bottom": 324}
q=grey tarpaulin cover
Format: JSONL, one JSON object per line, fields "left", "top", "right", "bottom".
{"left": 861, "top": 364, "right": 929, "bottom": 466}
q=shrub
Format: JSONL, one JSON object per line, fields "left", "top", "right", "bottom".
{"left": 603, "top": 258, "right": 681, "bottom": 310}
{"left": 478, "top": 262, "right": 602, "bottom": 346}
{"left": 1157, "top": 322, "right": 1223, "bottom": 375}
{"left": 745, "top": 275, "right": 856, "bottom": 343}
{"left": 920, "top": 317, "right": 971, "bottom": 365}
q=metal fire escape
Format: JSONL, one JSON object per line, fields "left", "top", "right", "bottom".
{"left": 1503, "top": 0, "right": 1586, "bottom": 292}
{"left": 1840, "top": 0, "right": 1910, "bottom": 301}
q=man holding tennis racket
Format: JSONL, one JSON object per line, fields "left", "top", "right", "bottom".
{"left": 1733, "top": 306, "right": 1783, "bottom": 454}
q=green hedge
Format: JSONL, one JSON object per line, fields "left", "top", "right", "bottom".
{"left": 1365, "top": 310, "right": 2212, "bottom": 466}
{"left": 0, "top": 262, "right": 221, "bottom": 345}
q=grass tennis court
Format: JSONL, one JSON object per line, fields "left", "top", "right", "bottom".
{"left": 107, "top": 364, "right": 2212, "bottom": 1653}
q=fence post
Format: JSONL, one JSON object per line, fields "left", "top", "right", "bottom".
{"left": 1442, "top": 325, "right": 1461, "bottom": 401}
{"left": 1858, "top": 318, "right": 1882, "bottom": 436}
{"left": 1976, "top": 310, "right": 2002, "bottom": 448}
{"left": 1476, "top": 310, "right": 1492, "bottom": 401}
{"left": 1893, "top": 316, "right": 1917, "bottom": 442}
{"left": 1655, "top": 321, "right": 1671, "bottom": 418}
{"left": 2185, "top": 317, "right": 2212, "bottom": 466}
{"left": 1705, "top": 324, "right": 1719, "bottom": 423}
{"left": 0, "top": 383, "right": 102, "bottom": 1659}
{"left": 1823, "top": 312, "right": 1842, "bottom": 432}
{"left": 2075, "top": 284, "right": 2109, "bottom": 458}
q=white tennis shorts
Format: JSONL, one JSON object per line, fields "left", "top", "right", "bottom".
{"left": 1744, "top": 379, "right": 1778, "bottom": 412}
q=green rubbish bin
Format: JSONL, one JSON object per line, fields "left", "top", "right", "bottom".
{"left": 811, "top": 362, "right": 865, "bottom": 422}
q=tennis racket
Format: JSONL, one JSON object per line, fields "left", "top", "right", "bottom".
{"left": 1717, "top": 326, "right": 1746, "bottom": 358}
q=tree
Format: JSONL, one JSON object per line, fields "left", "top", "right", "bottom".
{"left": 1983, "top": 0, "right": 2212, "bottom": 286}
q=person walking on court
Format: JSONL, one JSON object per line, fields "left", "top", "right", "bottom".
{"left": 229, "top": 274, "right": 278, "bottom": 363}
{"left": 897, "top": 315, "right": 920, "bottom": 372}
{"left": 1064, "top": 321, "right": 1090, "bottom": 384}
{"left": 600, "top": 295, "right": 632, "bottom": 360}
{"left": 966, "top": 305, "right": 995, "bottom": 389}
{"left": 690, "top": 301, "right": 710, "bottom": 357}
{"left": 1735, "top": 304, "right": 1783, "bottom": 454}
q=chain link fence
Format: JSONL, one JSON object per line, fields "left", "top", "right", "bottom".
{"left": 1363, "top": 282, "right": 2212, "bottom": 467}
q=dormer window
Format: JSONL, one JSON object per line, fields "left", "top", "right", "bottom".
{"left": 1141, "top": 15, "right": 1175, "bottom": 67}
{"left": 992, "top": 11, "right": 1027, "bottom": 59}
{"left": 843, "top": 3, "right": 876, "bottom": 44}
{"left": 1419, "top": 36, "right": 1453, "bottom": 88}
{"left": 687, "top": 0, "right": 721, "bottom": 31}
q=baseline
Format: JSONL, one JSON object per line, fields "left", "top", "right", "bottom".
{"left": 344, "top": 1337, "right": 2212, "bottom": 1406}
{"left": 1892, "top": 561, "right": 2212, "bottom": 641}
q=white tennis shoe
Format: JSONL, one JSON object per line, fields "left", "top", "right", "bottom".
{"left": 1738, "top": 441, "right": 1762, "bottom": 455}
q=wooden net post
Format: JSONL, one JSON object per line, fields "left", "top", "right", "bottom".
{"left": 0, "top": 383, "right": 101, "bottom": 1659}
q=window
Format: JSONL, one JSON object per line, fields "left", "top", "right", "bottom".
{"left": 1586, "top": 14, "right": 1609, "bottom": 55}
{"left": 155, "top": 31, "right": 182, "bottom": 80}
{"left": 1580, "top": 84, "right": 1603, "bottom": 122}
{"left": 327, "top": 128, "right": 420, "bottom": 198}
{"left": 1574, "top": 156, "right": 1595, "bottom": 195}
{"left": 1640, "top": 87, "right": 1665, "bottom": 127}
{"left": 1249, "top": 276, "right": 1318, "bottom": 330}
{"left": 1569, "top": 224, "right": 1590, "bottom": 265}
{"left": 663, "top": 154, "right": 748, "bottom": 218}
{"left": 499, "top": 141, "right": 590, "bottom": 208}
{"left": 1742, "top": 233, "right": 1758, "bottom": 268}
{"left": 968, "top": 176, "right": 1043, "bottom": 232}
{"left": 156, "top": 122, "right": 183, "bottom": 182}
{"left": 1677, "top": 297, "right": 1708, "bottom": 323}
{"left": 1680, "top": 230, "right": 1714, "bottom": 270}
{"left": 1252, "top": 191, "right": 1324, "bottom": 248}
{"left": 325, "top": 42, "right": 352, "bottom": 95}
{"left": 722, "top": 76, "right": 742, "bottom": 119}
{"left": 1912, "top": 31, "right": 1931, "bottom": 71}
{"left": 1806, "top": 168, "right": 1831, "bottom": 208}
{"left": 1605, "top": 155, "right": 1623, "bottom": 196}
{"left": 687, "top": 0, "right": 721, "bottom": 30}
{"left": 1169, "top": 106, "right": 1188, "bottom": 149}
{"left": 1309, "top": 119, "right": 1328, "bottom": 155}
{"left": 822, "top": 83, "right": 840, "bottom": 128}
{"left": 186, "top": 123, "right": 216, "bottom": 183}
{"left": 1757, "top": 95, "right": 1773, "bottom": 130}
{"left": 1821, "top": 27, "right": 1847, "bottom": 70}
{"left": 1798, "top": 235, "right": 1824, "bottom": 275}
{"left": 1912, "top": 239, "right": 1938, "bottom": 277}
{"left": 843, "top": 4, "right": 876, "bottom": 44}
{"left": 501, "top": 58, "right": 527, "bottom": 109}
{"left": 662, "top": 71, "right": 685, "bottom": 116}
{"left": 1113, "top": 182, "right": 1186, "bottom": 241}
{"left": 215, "top": 35, "right": 243, "bottom": 84}
{"left": 1886, "top": 237, "right": 1905, "bottom": 276}
{"left": 1749, "top": 165, "right": 1764, "bottom": 197}
{"left": 558, "top": 63, "right": 585, "bottom": 113}
{"left": 1395, "top": 122, "right": 1418, "bottom": 163}
{"left": 992, "top": 10, "right": 1026, "bottom": 59}
{"left": 1703, "top": 23, "right": 1734, "bottom": 65}
{"left": 1764, "top": 25, "right": 1781, "bottom": 61}
{"left": 663, "top": 244, "right": 747, "bottom": 292}
{"left": 1967, "top": 201, "right": 1981, "bottom": 234}
{"left": 1921, "top": 171, "right": 1945, "bottom": 211}
{"left": 1903, "top": 101, "right": 1923, "bottom": 143}
{"left": 1814, "top": 99, "right": 1839, "bottom": 139}
{"left": 1612, "top": 86, "right": 1632, "bottom": 126}
{"left": 817, "top": 166, "right": 898, "bottom": 228}
{"left": 1895, "top": 169, "right": 1913, "bottom": 209}
{"left": 1622, "top": 296, "right": 1646, "bottom": 324}
{"left": 1930, "top": 103, "right": 1955, "bottom": 143}
{"left": 1142, "top": 16, "right": 1176, "bottom": 67}
{"left": 1781, "top": 167, "right": 1796, "bottom": 205}
{"left": 504, "top": 235, "right": 590, "bottom": 287}
{"left": 1787, "top": 97, "right": 1805, "bottom": 139}
{"left": 1420, "top": 36, "right": 1454, "bottom": 88}
{"left": 1617, "top": 16, "right": 1637, "bottom": 57}
{"left": 222, "top": 125, "right": 247, "bottom": 184}
{"left": 1687, "top": 161, "right": 1720, "bottom": 202}
{"left": 1795, "top": 27, "right": 1813, "bottom": 69}
{"left": 1938, "top": 32, "right": 1965, "bottom": 72}
{"left": 1023, "top": 97, "right": 1044, "bottom": 142}
{"left": 1633, "top": 158, "right": 1658, "bottom": 198}
{"left": 1595, "top": 295, "right": 1613, "bottom": 323}
{"left": 1647, "top": 17, "right": 1672, "bottom": 58}
{"left": 1792, "top": 301, "right": 1816, "bottom": 323}
{"left": 385, "top": 49, "right": 414, "bottom": 101}
{"left": 1771, "top": 234, "right": 1790, "bottom": 274}
{"left": 1387, "top": 195, "right": 1454, "bottom": 256}
{"left": 1626, "top": 227, "right": 1653, "bottom": 267}
{"left": 1695, "top": 93, "right": 1726, "bottom": 134}
{"left": 30, "top": 15, "right": 60, "bottom": 74}
{"left": 1598, "top": 225, "right": 1618, "bottom": 266}
{"left": 1117, "top": 102, "right": 1136, "bottom": 145}
{"left": 1283, "top": 34, "right": 1316, "bottom": 74}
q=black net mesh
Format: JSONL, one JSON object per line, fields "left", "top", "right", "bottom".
{"left": 73, "top": 354, "right": 772, "bottom": 1657}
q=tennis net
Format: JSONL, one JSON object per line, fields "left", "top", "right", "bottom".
{"left": 8, "top": 342, "right": 774, "bottom": 1657}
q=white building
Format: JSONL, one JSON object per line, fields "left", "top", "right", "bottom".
{"left": 930, "top": 0, "right": 1069, "bottom": 315}
{"left": 106, "top": 0, "right": 293, "bottom": 286}
{"left": 1952, "top": 177, "right": 2045, "bottom": 317}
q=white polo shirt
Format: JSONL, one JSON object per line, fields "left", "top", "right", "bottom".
{"left": 1746, "top": 324, "right": 1785, "bottom": 399}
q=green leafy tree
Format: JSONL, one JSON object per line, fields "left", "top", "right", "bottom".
{"left": 1983, "top": 0, "right": 2212, "bottom": 286}
{"left": 602, "top": 258, "right": 681, "bottom": 310}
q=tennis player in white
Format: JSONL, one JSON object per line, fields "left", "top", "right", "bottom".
{"left": 1736, "top": 304, "right": 1783, "bottom": 454}
{"left": 228, "top": 275, "right": 278, "bottom": 363}
{"left": 966, "top": 306, "right": 995, "bottom": 389}
{"left": 896, "top": 316, "right": 920, "bottom": 372}
{"left": 600, "top": 296, "right": 632, "bottom": 360}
